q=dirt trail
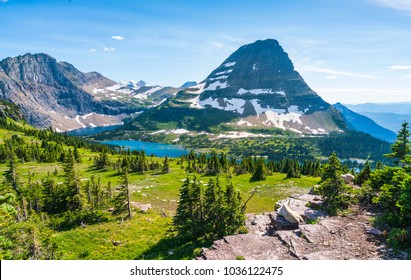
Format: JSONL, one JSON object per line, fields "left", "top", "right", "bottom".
{"left": 198, "top": 194, "right": 403, "bottom": 260}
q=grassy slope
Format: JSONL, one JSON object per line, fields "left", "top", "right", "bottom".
{"left": 0, "top": 128, "right": 319, "bottom": 260}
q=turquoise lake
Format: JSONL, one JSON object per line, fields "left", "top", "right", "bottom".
{"left": 100, "top": 140, "right": 188, "bottom": 158}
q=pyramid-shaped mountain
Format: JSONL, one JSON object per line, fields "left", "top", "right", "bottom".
{"left": 198, "top": 39, "right": 330, "bottom": 116}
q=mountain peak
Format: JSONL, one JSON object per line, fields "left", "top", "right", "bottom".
{"left": 199, "top": 38, "right": 329, "bottom": 116}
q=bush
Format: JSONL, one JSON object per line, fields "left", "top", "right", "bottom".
{"left": 387, "top": 228, "right": 411, "bottom": 251}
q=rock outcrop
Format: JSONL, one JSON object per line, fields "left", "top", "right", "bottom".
{"left": 198, "top": 193, "right": 401, "bottom": 260}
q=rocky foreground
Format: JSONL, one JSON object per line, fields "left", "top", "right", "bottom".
{"left": 198, "top": 194, "right": 404, "bottom": 260}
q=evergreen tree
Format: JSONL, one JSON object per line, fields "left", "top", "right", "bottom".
{"left": 355, "top": 161, "right": 371, "bottom": 186}
{"left": 4, "top": 154, "right": 27, "bottom": 220}
{"left": 223, "top": 180, "right": 244, "bottom": 236}
{"left": 113, "top": 168, "right": 131, "bottom": 220}
{"left": 318, "top": 152, "right": 351, "bottom": 214}
{"left": 251, "top": 157, "right": 266, "bottom": 181}
{"left": 173, "top": 177, "right": 245, "bottom": 240}
{"left": 4, "top": 154, "right": 22, "bottom": 195}
{"left": 173, "top": 177, "right": 196, "bottom": 237}
{"left": 385, "top": 121, "right": 411, "bottom": 165}
{"left": 73, "top": 146, "right": 82, "bottom": 163}
{"left": 204, "top": 178, "right": 225, "bottom": 238}
{"left": 62, "top": 150, "right": 84, "bottom": 211}
{"left": 162, "top": 156, "right": 170, "bottom": 173}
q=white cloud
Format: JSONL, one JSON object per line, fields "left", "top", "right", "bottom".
{"left": 314, "top": 87, "right": 411, "bottom": 104}
{"left": 103, "top": 47, "right": 116, "bottom": 52}
{"left": 88, "top": 48, "right": 97, "bottom": 53}
{"left": 326, "top": 75, "right": 338, "bottom": 79}
{"left": 207, "top": 41, "right": 224, "bottom": 49}
{"left": 0, "top": 0, "right": 9, "bottom": 3}
{"left": 370, "top": 0, "right": 411, "bottom": 12}
{"left": 389, "top": 65, "right": 411, "bottom": 70}
{"left": 112, "top": 35, "right": 125, "bottom": 40}
{"left": 299, "top": 65, "right": 378, "bottom": 79}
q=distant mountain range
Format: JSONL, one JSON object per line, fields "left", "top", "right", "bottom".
{"left": 0, "top": 39, "right": 401, "bottom": 145}
{"left": 344, "top": 103, "right": 411, "bottom": 134}
{"left": 333, "top": 103, "right": 397, "bottom": 142}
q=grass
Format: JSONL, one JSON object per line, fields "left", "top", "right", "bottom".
{"left": 0, "top": 131, "right": 320, "bottom": 259}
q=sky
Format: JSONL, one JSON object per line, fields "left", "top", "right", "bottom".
{"left": 1, "top": 0, "right": 411, "bottom": 104}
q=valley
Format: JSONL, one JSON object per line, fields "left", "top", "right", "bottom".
{"left": 1, "top": 37, "right": 410, "bottom": 261}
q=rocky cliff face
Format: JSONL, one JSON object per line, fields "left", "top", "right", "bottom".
{"left": 0, "top": 53, "right": 133, "bottom": 130}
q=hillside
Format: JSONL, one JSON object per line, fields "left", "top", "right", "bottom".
{"left": 333, "top": 103, "right": 397, "bottom": 142}
{"left": 0, "top": 114, "right": 320, "bottom": 260}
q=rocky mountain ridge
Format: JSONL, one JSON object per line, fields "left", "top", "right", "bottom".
{"left": 0, "top": 53, "right": 175, "bottom": 131}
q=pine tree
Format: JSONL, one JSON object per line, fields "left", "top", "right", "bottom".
{"left": 251, "top": 157, "right": 266, "bottom": 181}
{"left": 318, "top": 152, "right": 351, "bottom": 214}
{"left": 162, "top": 156, "right": 170, "bottom": 173}
{"left": 113, "top": 168, "right": 131, "bottom": 220}
{"left": 355, "top": 161, "right": 371, "bottom": 186}
{"left": 62, "top": 149, "right": 84, "bottom": 211}
{"left": 223, "top": 180, "right": 244, "bottom": 236}
{"left": 204, "top": 178, "right": 225, "bottom": 238}
{"left": 4, "top": 154, "right": 27, "bottom": 220}
{"left": 385, "top": 121, "right": 411, "bottom": 165}
{"left": 4, "top": 154, "right": 21, "bottom": 195}
{"left": 173, "top": 177, "right": 196, "bottom": 237}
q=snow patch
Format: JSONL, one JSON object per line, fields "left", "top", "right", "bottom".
{"left": 224, "top": 62, "right": 236, "bottom": 67}
{"left": 237, "top": 119, "right": 253, "bottom": 127}
{"left": 213, "top": 131, "right": 270, "bottom": 139}
{"left": 75, "top": 115, "right": 86, "bottom": 128}
{"left": 150, "top": 130, "right": 167, "bottom": 135}
{"left": 205, "top": 81, "right": 228, "bottom": 90}
{"left": 289, "top": 128, "right": 303, "bottom": 134}
{"left": 250, "top": 99, "right": 286, "bottom": 116}
{"left": 215, "top": 69, "right": 233, "bottom": 75}
{"left": 187, "top": 96, "right": 202, "bottom": 109}
{"left": 200, "top": 97, "right": 245, "bottom": 114}
{"left": 288, "top": 105, "right": 303, "bottom": 114}
{"left": 263, "top": 111, "right": 303, "bottom": 130}
{"left": 237, "top": 88, "right": 285, "bottom": 96}
{"left": 81, "top": 113, "right": 93, "bottom": 119}
{"left": 252, "top": 64, "right": 258, "bottom": 70}
{"left": 171, "top": 129, "right": 189, "bottom": 134}
{"left": 209, "top": 75, "right": 228, "bottom": 81}
{"left": 134, "top": 86, "right": 162, "bottom": 100}
{"left": 186, "top": 82, "right": 206, "bottom": 94}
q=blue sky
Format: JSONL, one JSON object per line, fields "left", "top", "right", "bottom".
{"left": 1, "top": 0, "right": 411, "bottom": 104}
